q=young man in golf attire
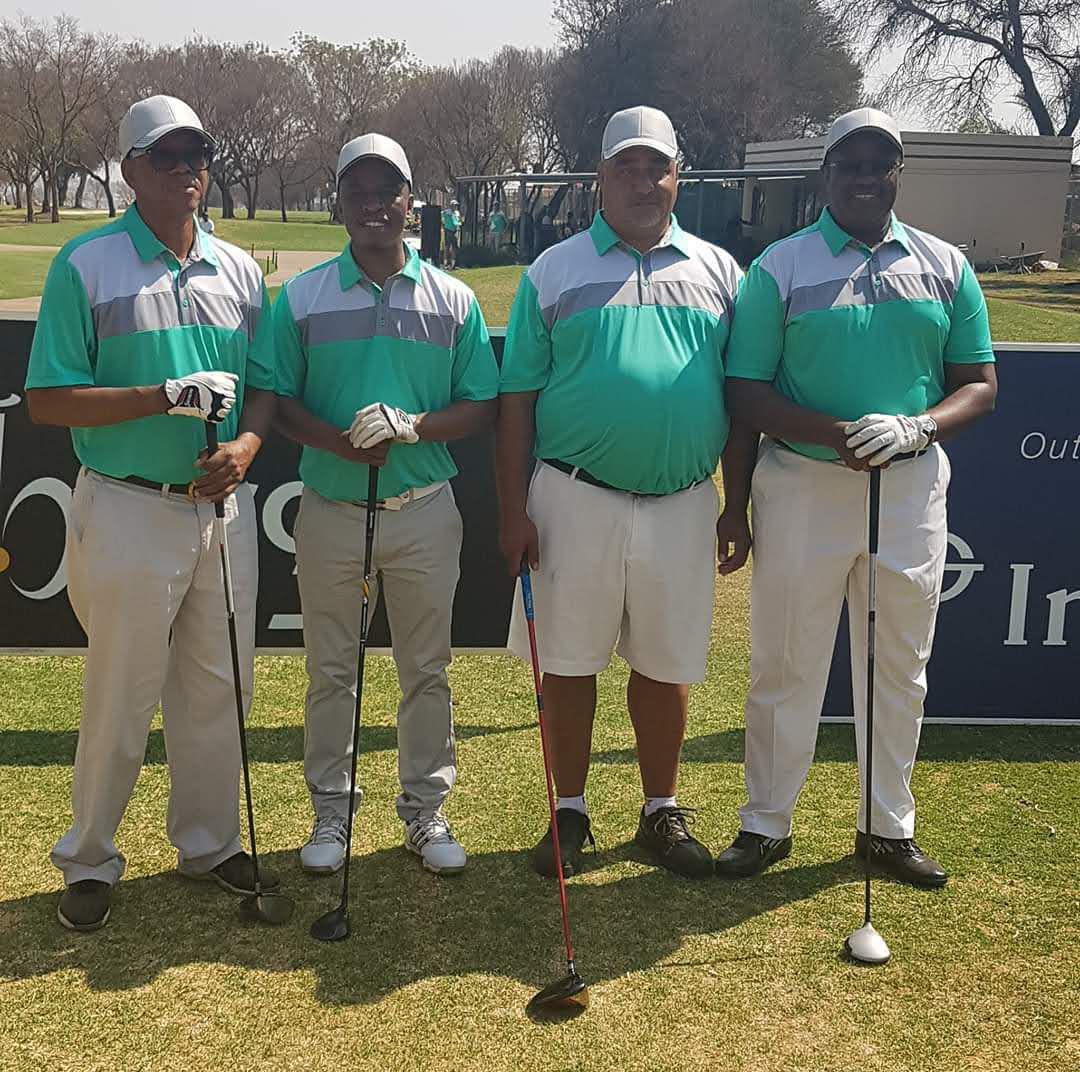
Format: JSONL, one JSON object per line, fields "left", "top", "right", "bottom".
{"left": 274, "top": 134, "right": 498, "bottom": 875}
{"left": 718, "top": 108, "right": 997, "bottom": 887}
{"left": 497, "top": 106, "right": 754, "bottom": 879}
{"left": 25, "top": 94, "right": 278, "bottom": 931}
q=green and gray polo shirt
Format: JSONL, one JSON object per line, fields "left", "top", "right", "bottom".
{"left": 726, "top": 207, "right": 994, "bottom": 461}
{"left": 500, "top": 211, "right": 743, "bottom": 495}
{"left": 25, "top": 204, "right": 274, "bottom": 484}
{"left": 272, "top": 242, "right": 498, "bottom": 501}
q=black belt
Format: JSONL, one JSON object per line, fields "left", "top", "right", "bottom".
{"left": 91, "top": 469, "right": 203, "bottom": 500}
{"left": 541, "top": 458, "right": 705, "bottom": 497}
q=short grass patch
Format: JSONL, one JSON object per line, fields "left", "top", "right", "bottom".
{"left": 1, "top": 563, "right": 1077, "bottom": 1071}
{"left": 0, "top": 250, "right": 58, "bottom": 300}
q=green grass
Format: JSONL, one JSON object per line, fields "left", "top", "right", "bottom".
{"left": 1, "top": 565, "right": 1078, "bottom": 1071}
{"left": 0, "top": 250, "right": 58, "bottom": 300}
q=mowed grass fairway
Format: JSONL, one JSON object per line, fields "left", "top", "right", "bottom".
{"left": 1, "top": 561, "right": 1078, "bottom": 1071}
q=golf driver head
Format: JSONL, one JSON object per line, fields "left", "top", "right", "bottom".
{"left": 844, "top": 922, "right": 891, "bottom": 966}
{"left": 239, "top": 891, "right": 295, "bottom": 926}
{"left": 310, "top": 906, "right": 350, "bottom": 942}
{"left": 526, "top": 971, "right": 590, "bottom": 1015}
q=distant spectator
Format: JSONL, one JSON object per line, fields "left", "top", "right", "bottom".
{"left": 441, "top": 200, "right": 462, "bottom": 269}
{"left": 490, "top": 204, "right": 508, "bottom": 251}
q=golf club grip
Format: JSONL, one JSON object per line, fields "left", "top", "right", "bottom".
{"left": 868, "top": 468, "right": 880, "bottom": 554}
{"left": 204, "top": 422, "right": 225, "bottom": 519}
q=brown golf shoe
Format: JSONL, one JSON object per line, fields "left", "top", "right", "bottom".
{"left": 57, "top": 880, "right": 112, "bottom": 932}
{"left": 854, "top": 833, "right": 948, "bottom": 888}
{"left": 635, "top": 806, "right": 713, "bottom": 878}
{"left": 180, "top": 851, "right": 281, "bottom": 895}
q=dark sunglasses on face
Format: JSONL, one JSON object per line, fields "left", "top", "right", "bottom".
{"left": 827, "top": 159, "right": 903, "bottom": 179}
{"left": 128, "top": 144, "right": 213, "bottom": 172}
{"left": 339, "top": 184, "right": 407, "bottom": 206}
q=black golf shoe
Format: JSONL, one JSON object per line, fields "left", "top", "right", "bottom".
{"left": 714, "top": 830, "right": 793, "bottom": 878}
{"left": 634, "top": 806, "right": 713, "bottom": 878}
{"left": 180, "top": 851, "right": 281, "bottom": 895}
{"left": 855, "top": 833, "right": 948, "bottom": 888}
{"left": 532, "top": 808, "right": 594, "bottom": 878}
{"left": 58, "top": 879, "right": 112, "bottom": 932}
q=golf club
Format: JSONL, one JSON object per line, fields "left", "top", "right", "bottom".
{"left": 519, "top": 567, "right": 589, "bottom": 1014}
{"left": 310, "top": 465, "right": 379, "bottom": 942}
{"left": 845, "top": 466, "right": 891, "bottom": 966}
{"left": 204, "top": 422, "right": 294, "bottom": 925}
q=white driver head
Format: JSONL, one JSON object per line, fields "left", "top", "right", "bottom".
{"left": 845, "top": 922, "right": 891, "bottom": 965}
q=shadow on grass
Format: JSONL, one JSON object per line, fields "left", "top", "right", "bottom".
{"left": 0, "top": 722, "right": 533, "bottom": 767}
{"left": 592, "top": 724, "right": 1080, "bottom": 767}
{"left": 0, "top": 846, "right": 854, "bottom": 1006}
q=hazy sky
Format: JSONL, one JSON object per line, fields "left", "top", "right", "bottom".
{"left": 24, "top": 1, "right": 1028, "bottom": 132}
{"left": 26, "top": 1, "right": 561, "bottom": 66}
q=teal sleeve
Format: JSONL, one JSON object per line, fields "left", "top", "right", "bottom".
{"left": 272, "top": 285, "right": 307, "bottom": 399}
{"left": 450, "top": 298, "right": 499, "bottom": 401}
{"left": 945, "top": 261, "right": 995, "bottom": 364}
{"left": 244, "top": 281, "right": 276, "bottom": 391}
{"left": 25, "top": 255, "right": 96, "bottom": 389}
{"left": 499, "top": 274, "right": 551, "bottom": 392}
{"left": 723, "top": 260, "right": 785, "bottom": 381}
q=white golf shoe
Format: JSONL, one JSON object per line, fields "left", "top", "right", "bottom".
{"left": 405, "top": 813, "right": 467, "bottom": 874}
{"left": 300, "top": 813, "right": 349, "bottom": 874}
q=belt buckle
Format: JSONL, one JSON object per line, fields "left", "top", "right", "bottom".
{"left": 186, "top": 481, "right": 197, "bottom": 502}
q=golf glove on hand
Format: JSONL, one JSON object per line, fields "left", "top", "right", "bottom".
{"left": 348, "top": 402, "right": 420, "bottom": 449}
{"left": 163, "top": 371, "right": 238, "bottom": 424}
{"left": 845, "top": 413, "right": 929, "bottom": 466}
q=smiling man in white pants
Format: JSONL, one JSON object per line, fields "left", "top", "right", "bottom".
{"left": 717, "top": 108, "right": 997, "bottom": 887}
{"left": 25, "top": 95, "right": 277, "bottom": 931}
{"left": 274, "top": 134, "right": 498, "bottom": 876}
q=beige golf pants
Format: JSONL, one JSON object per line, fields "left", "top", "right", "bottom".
{"left": 294, "top": 483, "right": 461, "bottom": 824}
{"left": 51, "top": 469, "right": 256, "bottom": 885}
{"left": 739, "top": 440, "right": 951, "bottom": 841}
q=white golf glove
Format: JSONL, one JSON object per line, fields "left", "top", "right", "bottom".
{"left": 163, "top": 371, "right": 238, "bottom": 424}
{"left": 845, "top": 413, "right": 929, "bottom": 466}
{"left": 348, "top": 402, "right": 420, "bottom": 449}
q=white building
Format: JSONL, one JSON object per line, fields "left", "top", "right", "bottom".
{"left": 742, "top": 131, "right": 1075, "bottom": 264}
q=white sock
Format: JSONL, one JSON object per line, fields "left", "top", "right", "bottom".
{"left": 644, "top": 796, "right": 677, "bottom": 816}
{"left": 556, "top": 795, "right": 587, "bottom": 815}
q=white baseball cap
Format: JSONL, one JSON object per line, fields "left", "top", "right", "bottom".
{"left": 336, "top": 133, "right": 412, "bottom": 186}
{"left": 601, "top": 106, "right": 678, "bottom": 161}
{"left": 823, "top": 108, "right": 904, "bottom": 162}
{"left": 119, "top": 95, "right": 214, "bottom": 158}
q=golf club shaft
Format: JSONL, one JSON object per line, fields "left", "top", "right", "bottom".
{"left": 520, "top": 568, "right": 576, "bottom": 968}
{"left": 205, "top": 422, "right": 264, "bottom": 895}
{"left": 864, "top": 466, "right": 881, "bottom": 925}
{"left": 339, "top": 465, "right": 380, "bottom": 913}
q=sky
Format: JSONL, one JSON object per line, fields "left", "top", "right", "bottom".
{"left": 21, "top": 1, "right": 1035, "bottom": 135}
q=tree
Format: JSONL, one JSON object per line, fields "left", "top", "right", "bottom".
{"left": 550, "top": 0, "right": 862, "bottom": 168}
{"left": 0, "top": 15, "right": 117, "bottom": 221}
{"left": 831, "top": 0, "right": 1080, "bottom": 137}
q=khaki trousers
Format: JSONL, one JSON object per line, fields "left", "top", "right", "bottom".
{"left": 51, "top": 469, "right": 256, "bottom": 885}
{"left": 294, "top": 484, "right": 461, "bottom": 823}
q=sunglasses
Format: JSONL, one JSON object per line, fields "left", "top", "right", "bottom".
{"left": 128, "top": 144, "right": 214, "bottom": 172}
{"left": 826, "top": 159, "right": 903, "bottom": 179}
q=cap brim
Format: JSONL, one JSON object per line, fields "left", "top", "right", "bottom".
{"left": 133, "top": 122, "right": 216, "bottom": 154}
{"left": 824, "top": 127, "right": 903, "bottom": 161}
{"left": 337, "top": 154, "right": 411, "bottom": 187}
{"left": 602, "top": 136, "right": 677, "bottom": 161}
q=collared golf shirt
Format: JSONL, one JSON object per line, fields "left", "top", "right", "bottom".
{"left": 273, "top": 243, "right": 498, "bottom": 502}
{"left": 442, "top": 210, "right": 461, "bottom": 232}
{"left": 500, "top": 212, "right": 742, "bottom": 495}
{"left": 25, "top": 204, "right": 274, "bottom": 483}
{"left": 726, "top": 207, "right": 993, "bottom": 461}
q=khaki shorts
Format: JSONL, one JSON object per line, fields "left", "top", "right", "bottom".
{"left": 507, "top": 461, "right": 719, "bottom": 684}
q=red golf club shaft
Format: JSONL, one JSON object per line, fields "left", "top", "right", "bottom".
{"left": 520, "top": 568, "right": 576, "bottom": 966}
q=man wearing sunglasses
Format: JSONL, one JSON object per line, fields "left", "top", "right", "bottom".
{"left": 717, "top": 108, "right": 997, "bottom": 886}
{"left": 274, "top": 134, "right": 498, "bottom": 877}
{"left": 25, "top": 94, "right": 277, "bottom": 931}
